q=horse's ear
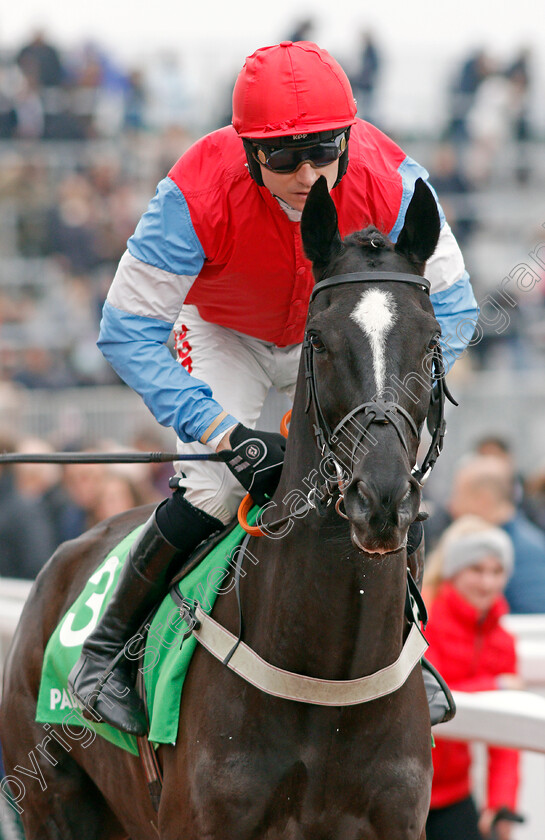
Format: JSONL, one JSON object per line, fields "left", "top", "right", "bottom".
{"left": 301, "top": 176, "right": 342, "bottom": 272}
{"left": 394, "top": 178, "right": 440, "bottom": 268}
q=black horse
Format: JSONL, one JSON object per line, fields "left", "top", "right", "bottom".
{"left": 1, "top": 176, "right": 442, "bottom": 839}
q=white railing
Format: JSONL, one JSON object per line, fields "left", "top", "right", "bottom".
{"left": 503, "top": 615, "right": 545, "bottom": 687}
{"left": 435, "top": 689, "right": 545, "bottom": 751}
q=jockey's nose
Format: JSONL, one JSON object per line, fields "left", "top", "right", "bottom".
{"left": 295, "top": 163, "right": 320, "bottom": 187}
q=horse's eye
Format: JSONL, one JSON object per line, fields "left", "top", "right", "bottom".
{"left": 309, "top": 333, "right": 326, "bottom": 354}
{"left": 428, "top": 334, "right": 441, "bottom": 351}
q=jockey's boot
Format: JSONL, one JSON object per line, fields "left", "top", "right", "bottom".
{"left": 407, "top": 519, "right": 456, "bottom": 726}
{"left": 68, "top": 493, "right": 223, "bottom": 736}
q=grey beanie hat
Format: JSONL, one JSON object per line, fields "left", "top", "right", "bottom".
{"left": 442, "top": 527, "right": 514, "bottom": 581}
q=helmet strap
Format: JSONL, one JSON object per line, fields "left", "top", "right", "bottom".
{"left": 333, "top": 125, "right": 351, "bottom": 187}
{"left": 242, "top": 138, "right": 265, "bottom": 186}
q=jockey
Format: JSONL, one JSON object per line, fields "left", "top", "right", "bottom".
{"left": 69, "top": 41, "right": 477, "bottom": 736}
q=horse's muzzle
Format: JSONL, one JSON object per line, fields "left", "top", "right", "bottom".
{"left": 342, "top": 475, "right": 420, "bottom": 555}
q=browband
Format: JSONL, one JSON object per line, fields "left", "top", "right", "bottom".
{"left": 310, "top": 271, "right": 430, "bottom": 302}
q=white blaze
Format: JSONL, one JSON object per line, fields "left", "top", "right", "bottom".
{"left": 350, "top": 289, "right": 396, "bottom": 395}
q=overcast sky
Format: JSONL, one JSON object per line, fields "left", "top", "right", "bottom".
{"left": 3, "top": 0, "right": 544, "bottom": 60}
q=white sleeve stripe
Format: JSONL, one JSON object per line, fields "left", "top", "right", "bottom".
{"left": 107, "top": 251, "right": 197, "bottom": 323}
{"left": 424, "top": 222, "right": 466, "bottom": 295}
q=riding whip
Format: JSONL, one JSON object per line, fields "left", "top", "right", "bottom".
{"left": 0, "top": 452, "right": 223, "bottom": 465}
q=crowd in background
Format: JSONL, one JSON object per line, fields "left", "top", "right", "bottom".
{"left": 0, "top": 428, "right": 171, "bottom": 579}
{"left": 1, "top": 23, "right": 545, "bottom": 837}
{"left": 0, "top": 26, "right": 543, "bottom": 395}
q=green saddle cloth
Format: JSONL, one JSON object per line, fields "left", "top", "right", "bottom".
{"left": 36, "top": 509, "right": 258, "bottom": 755}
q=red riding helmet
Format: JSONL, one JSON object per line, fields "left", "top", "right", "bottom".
{"left": 232, "top": 41, "right": 357, "bottom": 187}
{"left": 232, "top": 40, "right": 357, "bottom": 138}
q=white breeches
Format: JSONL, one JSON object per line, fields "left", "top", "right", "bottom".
{"left": 173, "top": 305, "right": 301, "bottom": 524}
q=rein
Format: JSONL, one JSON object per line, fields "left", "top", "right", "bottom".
{"left": 0, "top": 452, "right": 223, "bottom": 464}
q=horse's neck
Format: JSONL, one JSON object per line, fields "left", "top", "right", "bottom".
{"left": 243, "top": 396, "right": 408, "bottom": 680}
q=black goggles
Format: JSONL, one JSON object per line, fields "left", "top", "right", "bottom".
{"left": 252, "top": 132, "right": 347, "bottom": 174}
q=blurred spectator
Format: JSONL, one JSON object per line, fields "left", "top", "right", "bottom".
{"left": 522, "top": 466, "right": 545, "bottom": 534}
{"left": 6, "top": 33, "right": 147, "bottom": 141}
{"left": 449, "top": 454, "right": 545, "bottom": 613}
{"left": 350, "top": 30, "right": 381, "bottom": 124}
{"left": 62, "top": 461, "right": 108, "bottom": 535}
{"left": 0, "top": 64, "right": 18, "bottom": 137}
{"left": 445, "top": 48, "right": 492, "bottom": 147}
{"left": 504, "top": 47, "right": 533, "bottom": 183}
{"left": 424, "top": 515, "right": 521, "bottom": 840}
{"left": 13, "top": 74, "right": 45, "bottom": 139}
{"left": 16, "top": 30, "right": 65, "bottom": 89}
{"left": 123, "top": 69, "right": 147, "bottom": 131}
{"left": 13, "top": 436, "right": 81, "bottom": 547}
{"left": 285, "top": 18, "right": 315, "bottom": 43}
{"left": 0, "top": 433, "right": 57, "bottom": 578}
{"left": 145, "top": 52, "right": 192, "bottom": 133}
{"left": 15, "top": 31, "right": 89, "bottom": 141}
{"left": 46, "top": 173, "right": 105, "bottom": 273}
{"left": 474, "top": 436, "right": 514, "bottom": 462}
{"left": 92, "top": 471, "right": 149, "bottom": 522}
{"left": 424, "top": 438, "right": 522, "bottom": 552}
{"left": 465, "top": 70, "right": 515, "bottom": 185}
{"left": 504, "top": 48, "right": 531, "bottom": 136}
{"left": 1, "top": 433, "right": 161, "bottom": 580}
{"left": 462, "top": 48, "right": 535, "bottom": 187}
{"left": 10, "top": 347, "right": 75, "bottom": 389}
{"left": 68, "top": 40, "right": 130, "bottom": 138}
{"left": 473, "top": 435, "right": 524, "bottom": 506}
{"left": 61, "top": 444, "right": 160, "bottom": 535}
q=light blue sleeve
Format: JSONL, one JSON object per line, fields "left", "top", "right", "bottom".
{"left": 431, "top": 271, "right": 479, "bottom": 371}
{"left": 127, "top": 177, "right": 206, "bottom": 275}
{"left": 98, "top": 301, "right": 237, "bottom": 444}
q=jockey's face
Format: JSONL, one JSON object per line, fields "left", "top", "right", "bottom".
{"left": 260, "top": 159, "right": 339, "bottom": 212}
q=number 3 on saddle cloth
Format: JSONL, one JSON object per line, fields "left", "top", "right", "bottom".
{"left": 35, "top": 510, "right": 259, "bottom": 755}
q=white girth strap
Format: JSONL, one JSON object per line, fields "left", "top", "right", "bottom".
{"left": 192, "top": 605, "right": 428, "bottom": 706}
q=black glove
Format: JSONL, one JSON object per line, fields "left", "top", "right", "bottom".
{"left": 218, "top": 423, "right": 286, "bottom": 507}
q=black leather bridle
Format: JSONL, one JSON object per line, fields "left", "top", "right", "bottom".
{"left": 304, "top": 270, "right": 457, "bottom": 491}
{"left": 257, "top": 269, "right": 457, "bottom": 534}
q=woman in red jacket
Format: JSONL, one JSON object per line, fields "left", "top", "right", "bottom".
{"left": 424, "top": 515, "right": 522, "bottom": 840}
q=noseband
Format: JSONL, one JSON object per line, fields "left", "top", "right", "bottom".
{"left": 304, "top": 271, "right": 456, "bottom": 498}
